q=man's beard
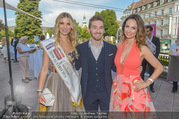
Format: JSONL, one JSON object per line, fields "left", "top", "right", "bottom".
{"left": 91, "top": 32, "right": 103, "bottom": 41}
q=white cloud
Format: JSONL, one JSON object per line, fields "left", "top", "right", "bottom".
{"left": 7, "top": 18, "right": 15, "bottom": 26}
{"left": 7, "top": 18, "right": 15, "bottom": 21}
{"left": 2, "top": 0, "right": 122, "bottom": 27}
{"left": 39, "top": 0, "right": 112, "bottom": 27}
{"left": 42, "top": 8, "right": 96, "bottom": 27}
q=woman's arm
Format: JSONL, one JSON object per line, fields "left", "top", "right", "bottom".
{"left": 143, "top": 45, "right": 163, "bottom": 80}
{"left": 136, "top": 45, "right": 163, "bottom": 90}
{"left": 17, "top": 47, "right": 28, "bottom": 54}
{"left": 38, "top": 50, "right": 50, "bottom": 104}
{"left": 17, "top": 46, "right": 36, "bottom": 54}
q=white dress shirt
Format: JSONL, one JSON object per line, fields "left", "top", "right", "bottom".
{"left": 89, "top": 39, "right": 104, "bottom": 61}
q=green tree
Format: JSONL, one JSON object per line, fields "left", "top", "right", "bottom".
{"left": 0, "top": 22, "right": 14, "bottom": 42}
{"left": 14, "top": 0, "right": 42, "bottom": 44}
{"left": 74, "top": 19, "right": 91, "bottom": 42}
{"left": 47, "top": 28, "right": 53, "bottom": 38}
{"left": 96, "top": 9, "right": 119, "bottom": 37}
{"left": 0, "top": 28, "right": 14, "bottom": 38}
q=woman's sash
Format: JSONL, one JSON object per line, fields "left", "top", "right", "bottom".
{"left": 41, "top": 38, "right": 82, "bottom": 107}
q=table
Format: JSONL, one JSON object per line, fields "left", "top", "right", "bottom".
{"left": 29, "top": 49, "right": 43, "bottom": 78}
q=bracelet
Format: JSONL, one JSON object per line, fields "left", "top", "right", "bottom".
{"left": 147, "top": 78, "right": 154, "bottom": 83}
{"left": 37, "top": 89, "right": 43, "bottom": 93}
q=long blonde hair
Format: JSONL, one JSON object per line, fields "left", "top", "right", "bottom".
{"left": 121, "top": 14, "right": 147, "bottom": 50}
{"left": 53, "top": 12, "right": 78, "bottom": 58}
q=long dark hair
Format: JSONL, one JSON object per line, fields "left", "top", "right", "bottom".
{"left": 121, "top": 14, "right": 147, "bottom": 50}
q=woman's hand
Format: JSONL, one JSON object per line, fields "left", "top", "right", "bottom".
{"left": 38, "top": 93, "right": 46, "bottom": 105}
{"left": 28, "top": 49, "right": 37, "bottom": 53}
{"left": 135, "top": 79, "right": 150, "bottom": 91}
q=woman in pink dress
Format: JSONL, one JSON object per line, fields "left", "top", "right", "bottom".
{"left": 109, "top": 14, "right": 163, "bottom": 119}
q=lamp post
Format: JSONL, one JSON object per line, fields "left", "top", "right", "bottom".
{"left": 0, "top": 0, "right": 16, "bottom": 118}
{"left": 2, "top": 0, "right": 15, "bottom": 102}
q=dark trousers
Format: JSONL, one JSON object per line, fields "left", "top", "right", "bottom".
{"left": 173, "top": 82, "right": 178, "bottom": 91}
{"left": 83, "top": 89, "right": 109, "bottom": 119}
{"left": 140, "top": 59, "right": 154, "bottom": 88}
{"left": 14, "top": 47, "right": 17, "bottom": 61}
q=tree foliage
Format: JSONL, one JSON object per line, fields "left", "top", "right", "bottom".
{"left": 47, "top": 28, "right": 53, "bottom": 38}
{"left": 14, "top": 0, "right": 42, "bottom": 44}
{"left": 0, "top": 23, "right": 14, "bottom": 41}
{"left": 74, "top": 19, "right": 91, "bottom": 42}
{"left": 95, "top": 9, "right": 119, "bottom": 37}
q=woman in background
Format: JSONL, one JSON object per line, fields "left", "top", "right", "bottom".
{"left": 17, "top": 36, "right": 36, "bottom": 83}
{"left": 1, "top": 37, "right": 7, "bottom": 63}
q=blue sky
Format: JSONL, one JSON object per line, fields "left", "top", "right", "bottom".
{"left": 0, "top": 0, "right": 139, "bottom": 27}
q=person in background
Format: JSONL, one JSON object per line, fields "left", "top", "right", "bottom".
{"left": 167, "top": 36, "right": 179, "bottom": 93}
{"left": 140, "top": 25, "right": 160, "bottom": 92}
{"left": 11, "top": 35, "right": 15, "bottom": 46}
{"left": 109, "top": 14, "right": 163, "bottom": 118}
{"left": 39, "top": 35, "right": 46, "bottom": 49}
{"left": 17, "top": 36, "right": 36, "bottom": 83}
{"left": 2, "top": 37, "right": 7, "bottom": 63}
{"left": 40, "top": 35, "right": 46, "bottom": 41}
{"left": 13, "top": 36, "right": 19, "bottom": 62}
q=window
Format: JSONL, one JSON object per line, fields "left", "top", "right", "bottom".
{"left": 161, "top": 30, "right": 163, "bottom": 36}
{"left": 169, "top": 8, "right": 172, "bottom": 13}
{"left": 142, "top": 6, "right": 145, "bottom": 10}
{"left": 162, "top": 10, "right": 164, "bottom": 15}
{"left": 154, "top": 21, "right": 156, "bottom": 24}
{"left": 128, "top": 5, "right": 131, "bottom": 9}
{"left": 168, "top": 0, "right": 171, "bottom": 2}
{"left": 161, "top": 20, "right": 164, "bottom": 25}
{"left": 155, "top": 11, "right": 157, "bottom": 16}
{"left": 147, "top": 4, "right": 151, "bottom": 9}
{"left": 133, "top": 9, "right": 136, "bottom": 13}
{"left": 160, "top": 0, "right": 164, "bottom": 5}
{"left": 137, "top": 8, "right": 140, "bottom": 12}
{"left": 149, "top": 13, "right": 151, "bottom": 18}
{"left": 175, "top": 29, "right": 177, "bottom": 35}
{"left": 154, "top": 2, "right": 157, "bottom": 7}
{"left": 176, "top": 17, "right": 178, "bottom": 23}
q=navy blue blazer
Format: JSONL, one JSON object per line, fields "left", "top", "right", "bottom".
{"left": 75, "top": 40, "right": 117, "bottom": 99}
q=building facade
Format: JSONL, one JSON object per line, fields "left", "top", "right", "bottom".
{"left": 121, "top": 0, "right": 179, "bottom": 52}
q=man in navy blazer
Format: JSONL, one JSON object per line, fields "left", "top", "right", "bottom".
{"left": 75, "top": 15, "right": 117, "bottom": 112}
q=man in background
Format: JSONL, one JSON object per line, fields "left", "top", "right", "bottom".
{"left": 141, "top": 25, "right": 160, "bottom": 92}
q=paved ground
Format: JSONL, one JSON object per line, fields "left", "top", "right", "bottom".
{"left": 0, "top": 55, "right": 179, "bottom": 119}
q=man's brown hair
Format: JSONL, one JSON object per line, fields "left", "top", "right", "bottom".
{"left": 89, "top": 15, "right": 104, "bottom": 28}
